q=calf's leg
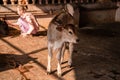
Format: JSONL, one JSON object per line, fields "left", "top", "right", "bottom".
{"left": 56, "top": 48, "right": 63, "bottom": 77}
{"left": 60, "top": 43, "right": 66, "bottom": 64}
{"left": 47, "top": 44, "right": 53, "bottom": 74}
{"left": 68, "top": 43, "right": 74, "bottom": 67}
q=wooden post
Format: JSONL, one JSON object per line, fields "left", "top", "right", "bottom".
{"left": 11, "top": 0, "right": 15, "bottom": 5}
{"left": 58, "top": 0, "right": 61, "bottom": 4}
{"left": 25, "top": 0, "right": 28, "bottom": 5}
{"left": 64, "top": 0, "right": 67, "bottom": 3}
{"left": 75, "top": 0, "right": 78, "bottom": 3}
{"left": 52, "top": 0, "right": 54, "bottom": 4}
{"left": 70, "top": 0, "right": 72, "bottom": 3}
{"left": 45, "top": 0, "right": 48, "bottom": 4}
{"left": 80, "top": 0, "right": 83, "bottom": 3}
{"left": 3, "top": 0, "right": 7, "bottom": 5}
{"left": 86, "top": 0, "right": 88, "bottom": 3}
{"left": 18, "top": 0, "right": 22, "bottom": 5}
{"left": 39, "top": 0, "right": 42, "bottom": 4}
{"left": 96, "top": 0, "right": 112, "bottom": 3}
{"left": 92, "top": 0, "right": 95, "bottom": 3}
{"left": 32, "top": 0, "right": 35, "bottom": 4}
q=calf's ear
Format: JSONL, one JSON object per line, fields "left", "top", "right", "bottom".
{"left": 65, "top": 4, "right": 74, "bottom": 16}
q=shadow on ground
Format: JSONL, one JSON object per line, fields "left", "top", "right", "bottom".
{"left": 0, "top": 27, "right": 47, "bottom": 38}
{"left": 73, "top": 22, "right": 120, "bottom": 80}
{"left": 0, "top": 27, "right": 20, "bottom": 38}
{"left": 0, "top": 54, "right": 33, "bottom": 72}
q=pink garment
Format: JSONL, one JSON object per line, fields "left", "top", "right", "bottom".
{"left": 17, "top": 13, "right": 39, "bottom": 34}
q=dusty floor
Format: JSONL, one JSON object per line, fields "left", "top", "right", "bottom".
{"left": 0, "top": 22, "right": 120, "bottom": 80}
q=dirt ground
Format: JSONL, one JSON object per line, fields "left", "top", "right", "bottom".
{"left": 0, "top": 22, "right": 120, "bottom": 80}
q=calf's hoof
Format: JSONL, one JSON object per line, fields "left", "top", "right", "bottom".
{"left": 57, "top": 73, "right": 62, "bottom": 77}
{"left": 47, "top": 71, "right": 51, "bottom": 75}
{"left": 47, "top": 72, "right": 50, "bottom": 75}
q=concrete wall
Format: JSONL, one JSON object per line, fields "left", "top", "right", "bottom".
{"left": 79, "top": 2, "right": 118, "bottom": 26}
{"left": 80, "top": 9, "right": 116, "bottom": 26}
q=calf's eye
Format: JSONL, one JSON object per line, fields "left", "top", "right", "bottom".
{"left": 69, "top": 31, "right": 73, "bottom": 34}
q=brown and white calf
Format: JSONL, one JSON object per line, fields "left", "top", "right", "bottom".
{"left": 47, "top": 4, "right": 79, "bottom": 77}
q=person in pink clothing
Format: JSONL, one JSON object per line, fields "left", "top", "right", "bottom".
{"left": 7, "top": 5, "right": 39, "bottom": 37}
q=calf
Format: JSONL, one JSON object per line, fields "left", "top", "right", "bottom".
{"left": 0, "top": 18, "right": 9, "bottom": 35}
{"left": 47, "top": 4, "right": 79, "bottom": 77}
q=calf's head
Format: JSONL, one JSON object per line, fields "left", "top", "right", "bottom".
{"left": 56, "top": 24, "right": 79, "bottom": 43}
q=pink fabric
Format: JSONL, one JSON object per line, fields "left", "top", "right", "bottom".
{"left": 17, "top": 13, "right": 39, "bottom": 34}
{"left": 18, "top": 17, "right": 29, "bottom": 33}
